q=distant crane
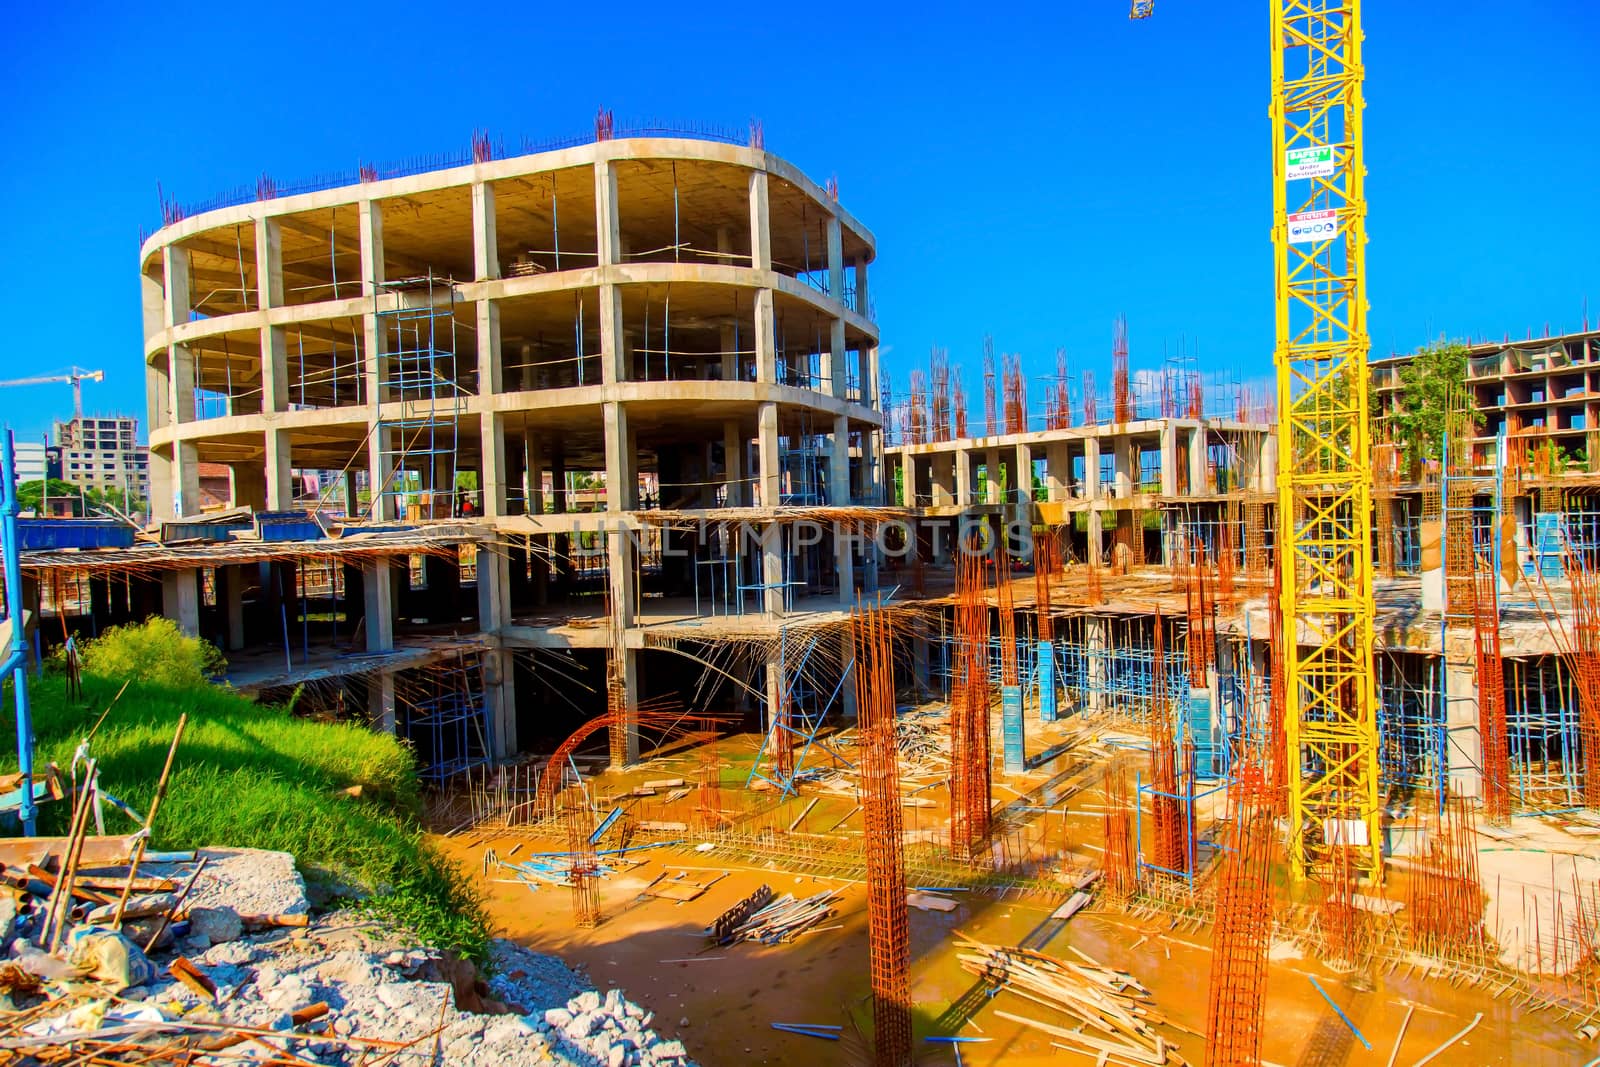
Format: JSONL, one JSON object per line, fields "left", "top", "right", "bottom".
{"left": 0, "top": 367, "right": 105, "bottom": 422}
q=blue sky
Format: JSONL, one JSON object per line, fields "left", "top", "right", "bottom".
{"left": 1, "top": 0, "right": 1595, "bottom": 442}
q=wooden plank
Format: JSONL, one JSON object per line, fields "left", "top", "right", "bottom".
{"left": 0, "top": 834, "right": 139, "bottom": 871}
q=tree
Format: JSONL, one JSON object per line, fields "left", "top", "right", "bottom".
{"left": 14, "top": 480, "right": 145, "bottom": 518}
{"left": 1389, "top": 338, "right": 1482, "bottom": 470}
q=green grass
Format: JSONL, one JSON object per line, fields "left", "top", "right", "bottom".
{"left": 0, "top": 635, "right": 488, "bottom": 961}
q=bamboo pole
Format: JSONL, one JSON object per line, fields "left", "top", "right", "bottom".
{"left": 111, "top": 714, "right": 188, "bottom": 927}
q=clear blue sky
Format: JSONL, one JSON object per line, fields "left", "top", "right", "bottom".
{"left": 1, "top": 1, "right": 1595, "bottom": 442}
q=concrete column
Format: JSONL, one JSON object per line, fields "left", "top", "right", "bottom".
{"left": 477, "top": 549, "right": 516, "bottom": 758}
{"left": 172, "top": 441, "right": 200, "bottom": 520}
{"left": 599, "top": 285, "right": 625, "bottom": 384}
{"left": 1189, "top": 425, "right": 1207, "bottom": 492}
{"left": 723, "top": 420, "right": 745, "bottom": 507}
{"left": 753, "top": 290, "right": 776, "bottom": 384}
{"left": 1014, "top": 442, "right": 1033, "bottom": 504}
{"left": 254, "top": 217, "right": 283, "bottom": 308}
{"left": 830, "top": 415, "right": 850, "bottom": 507}
{"left": 1445, "top": 657, "right": 1482, "bottom": 799}
{"left": 169, "top": 344, "right": 194, "bottom": 426}
{"left": 142, "top": 268, "right": 165, "bottom": 343}
{"left": 343, "top": 472, "right": 359, "bottom": 517}
{"left": 829, "top": 319, "right": 847, "bottom": 398}
{"left": 930, "top": 453, "right": 952, "bottom": 507}
{"left": 1084, "top": 616, "right": 1108, "bottom": 713}
{"left": 266, "top": 428, "right": 294, "bottom": 510}
{"left": 758, "top": 402, "right": 780, "bottom": 507}
{"left": 1087, "top": 510, "right": 1105, "bottom": 565}
{"left": 610, "top": 647, "right": 641, "bottom": 768}
{"left": 367, "top": 427, "right": 393, "bottom": 521}
{"left": 1084, "top": 437, "right": 1102, "bottom": 499}
{"left": 472, "top": 180, "right": 498, "bottom": 281}
{"left": 826, "top": 215, "right": 844, "bottom": 300}
{"left": 955, "top": 448, "right": 972, "bottom": 506}
{"left": 480, "top": 412, "right": 507, "bottom": 518}
{"left": 854, "top": 256, "right": 869, "bottom": 318}
{"left": 985, "top": 448, "right": 1002, "bottom": 504}
{"left": 607, "top": 529, "right": 635, "bottom": 628}
{"left": 367, "top": 670, "right": 396, "bottom": 735}
{"left": 261, "top": 326, "right": 288, "bottom": 413}
{"left": 359, "top": 199, "right": 385, "bottom": 407}
{"left": 146, "top": 360, "right": 171, "bottom": 434}
{"left": 595, "top": 161, "right": 620, "bottom": 267}
{"left": 476, "top": 299, "right": 502, "bottom": 396}
{"left": 363, "top": 559, "right": 395, "bottom": 652}
{"left": 528, "top": 435, "right": 546, "bottom": 515}
{"left": 719, "top": 323, "right": 737, "bottom": 382}
{"left": 1114, "top": 435, "right": 1134, "bottom": 498}
{"left": 1160, "top": 423, "right": 1178, "bottom": 497}
{"left": 762, "top": 524, "right": 784, "bottom": 615}
{"left": 605, "top": 402, "right": 632, "bottom": 511}
{"left": 1046, "top": 441, "right": 1069, "bottom": 501}
{"left": 222, "top": 565, "right": 246, "bottom": 651}
{"left": 161, "top": 568, "right": 200, "bottom": 636}
{"left": 163, "top": 246, "right": 191, "bottom": 327}
{"left": 748, "top": 170, "right": 771, "bottom": 272}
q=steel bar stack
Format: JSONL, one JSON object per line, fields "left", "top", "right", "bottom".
{"left": 851, "top": 600, "right": 914, "bottom": 1067}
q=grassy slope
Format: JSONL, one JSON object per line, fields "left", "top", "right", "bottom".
{"left": 0, "top": 670, "right": 487, "bottom": 959}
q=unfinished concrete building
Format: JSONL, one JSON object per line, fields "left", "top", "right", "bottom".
{"left": 10, "top": 134, "right": 883, "bottom": 778}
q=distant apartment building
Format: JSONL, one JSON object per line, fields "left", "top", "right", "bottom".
{"left": 55, "top": 415, "right": 151, "bottom": 502}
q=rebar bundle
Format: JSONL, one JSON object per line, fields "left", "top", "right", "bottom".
{"left": 1266, "top": 554, "right": 1289, "bottom": 816}
{"left": 1184, "top": 544, "right": 1214, "bottom": 686}
{"left": 1216, "top": 506, "right": 1238, "bottom": 609}
{"left": 1148, "top": 614, "right": 1189, "bottom": 877}
{"left": 952, "top": 367, "right": 969, "bottom": 439}
{"left": 564, "top": 795, "right": 602, "bottom": 928}
{"left": 1035, "top": 532, "right": 1058, "bottom": 643}
{"left": 1112, "top": 316, "right": 1132, "bottom": 425}
{"left": 1082, "top": 369, "right": 1099, "bottom": 425}
{"left": 1316, "top": 845, "right": 1364, "bottom": 969}
{"left": 983, "top": 336, "right": 999, "bottom": 438}
{"left": 1473, "top": 570, "right": 1511, "bottom": 824}
{"left": 1572, "top": 557, "right": 1600, "bottom": 808}
{"left": 1186, "top": 374, "right": 1203, "bottom": 420}
{"left": 1406, "top": 793, "right": 1486, "bottom": 961}
{"left": 1102, "top": 762, "right": 1138, "bottom": 902}
{"left": 930, "top": 348, "right": 952, "bottom": 443}
{"left": 950, "top": 545, "right": 993, "bottom": 866}
{"left": 1243, "top": 501, "right": 1268, "bottom": 577}
{"left": 1003, "top": 353, "right": 1027, "bottom": 435}
{"left": 1047, "top": 349, "right": 1073, "bottom": 430}
{"left": 850, "top": 602, "right": 914, "bottom": 1067}
{"left": 908, "top": 371, "right": 929, "bottom": 446}
{"left": 1203, "top": 764, "right": 1274, "bottom": 1067}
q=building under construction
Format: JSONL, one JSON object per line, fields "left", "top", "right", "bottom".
{"left": 7, "top": 124, "right": 1600, "bottom": 1065}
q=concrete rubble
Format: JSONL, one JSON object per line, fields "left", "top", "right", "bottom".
{"left": 2, "top": 846, "right": 700, "bottom": 1066}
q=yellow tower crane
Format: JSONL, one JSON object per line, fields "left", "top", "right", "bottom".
{"left": 1133, "top": 1, "right": 1381, "bottom": 881}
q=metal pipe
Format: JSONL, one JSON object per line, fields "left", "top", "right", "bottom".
{"left": 1, "top": 432, "right": 37, "bottom": 834}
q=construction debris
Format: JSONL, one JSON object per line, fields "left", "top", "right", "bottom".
{"left": 955, "top": 933, "right": 1186, "bottom": 1065}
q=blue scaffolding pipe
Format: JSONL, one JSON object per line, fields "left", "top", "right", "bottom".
{"left": 1, "top": 432, "right": 37, "bottom": 834}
